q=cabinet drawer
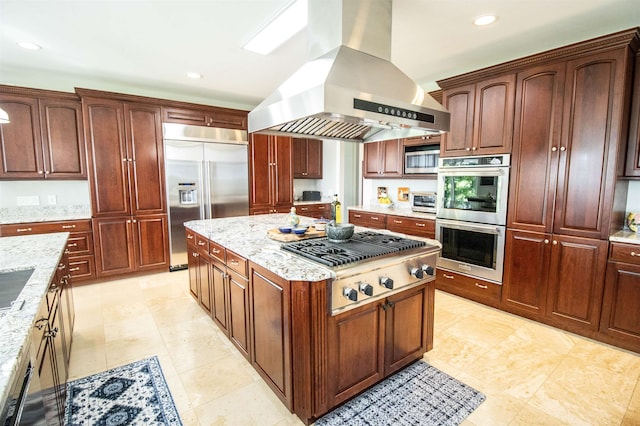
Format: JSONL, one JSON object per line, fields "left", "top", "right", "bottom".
{"left": 386, "top": 215, "right": 435, "bottom": 238}
{"left": 436, "top": 269, "right": 501, "bottom": 308}
{"left": 66, "top": 232, "right": 93, "bottom": 255}
{"left": 348, "top": 210, "right": 387, "bottom": 229}
{"left": 68, "top": 255, "right": 96, "bottom": 280}
{"left": 209, "top": 240, "right": 226, "bottom": 263}
{"left": 226, "top": 250, "right": 247, "bottom": 277}
{"left": 296, "top": 203, "right": 331, "bottom": 219}
{"left": 186, "top": 229, "right": 197, "bottom": 246}
{"left": 610, "top": 242, "right": 640, "bottom": 265}
{"left": 195, "top": 234, "right": 209, "bottom": 251}
{"left": 0, "top": 219, "right": 91, "bottom": 236}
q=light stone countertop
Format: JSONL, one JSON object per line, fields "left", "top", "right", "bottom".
{"left": 0, "top": 205, "right": 91, "bottom": 225}
{"left": 0, "top": 233, "right": 69, "bottom": 409}
{"left": 610, "top": 230, "right": 640, "bottom": 245}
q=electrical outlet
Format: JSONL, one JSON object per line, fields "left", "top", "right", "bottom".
{"left": 16, "top": 196, "right": 39, "bottom": 206}
{"left": 47, "top": 195, "right": 57, "bottom": 205}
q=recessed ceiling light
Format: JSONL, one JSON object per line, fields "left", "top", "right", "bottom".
{"left": 187, "top": 72, "right": 202, "bottom": 79}
{"left": 17, "top": 41, "right": 42, "bottom": 50}
{"left": 473, "top": 15, "right": 497, "bottom": 26}
{"left": 243, "top": 0, "right": 307, "bottom": 55}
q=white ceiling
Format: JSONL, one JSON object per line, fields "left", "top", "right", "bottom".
{"left": 1, "top": 0, "right": 639, "bottom": 111}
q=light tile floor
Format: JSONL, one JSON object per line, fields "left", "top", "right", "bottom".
{"left": 68, "top": 271, "right": 640, "bottom": 425}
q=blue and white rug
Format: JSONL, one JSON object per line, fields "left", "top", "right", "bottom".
{"left": 65, "top": 356, "right": 182, "bottom": 426}
{"left": 314, "top": 361, "right": 486, "bottom": 426}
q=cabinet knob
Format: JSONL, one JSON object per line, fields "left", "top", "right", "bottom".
{"left": 551, "top": 146, "right": 558, "bottom": 152}
{"left": 472, "top": 147, "right": 477, "bottom": 151}
{"left": 466, "top": 147, "right": 471, "bottom": 151}
{"left": 197, "top": 241, "right": 206, "bottom": 246}
{"left": 552, "top": 240, "right": 558, "bottom": 245}
{"left": 559, "top": 146, "right": 566, "bottom": 151}
{"left": 544, "top": 239, "right": 549, "bottom": 244}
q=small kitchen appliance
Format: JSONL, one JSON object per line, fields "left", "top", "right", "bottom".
{"left": 411, "top": 191, "right": 437, "bottom": 213}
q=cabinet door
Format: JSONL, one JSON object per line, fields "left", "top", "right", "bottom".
{"left": 380, "top": 139, "right": 403, "bottom": 176}
{"left": 626, "top": 53, "right": 640, "bottom": 177}
{"left": 501, "top": 230, "right": 551, "bottom": 318}
{"left": 250, "top": 268, "right": 292, "bottom": 409}
{"left": 292, "top": 138, "right": 308, "bottom": 178}
{"left": 363, "top": 141, "right": 383, "bottom": 177}
{"left": 305, "top": 138, "right": 323, "bottom": 178}
{"left": 132, "top": 214, "right": 169, "bottom": 270}
{"left": 508, "top": 63, "right": 566, "bottom": 233}
{"left": 0, "top": 93, "right": 43, "bottom": 178}
{"left": 187, "top": 245, "right": 199, "bottom": 299}
{"left": 249, "top": 133, "right": 273, "bottom": 210}
{"left": 84, "top": 98, "right": 130, "bottom": 216}
{"left": 125, "top": 103, "right": 166, "bottom": 215}
{"left": 40, "top": 98, "right": 86, "bottom": 178}
{"left": 211, "top": 261, "right": 228, "bottom": 332}
{"left": 473, "top": 74, "right": 516, "bottom": 155}
{"left": 441, "top": 84, "right": 475, "bottom": 157}
{"left": 198, "top": 253, "right": 212, "bottom": 315}
{"left": 228, "top": 271, "right": 251, "bottom": 359}
{"left": 327, "top": 301, "right": 385, "bottom": 407}
{"left": 600, "top": 261, "right": 640, "bottom": 351}
{"left": 272, "top": 136, "right": 293, "bottom": 206}
{"left": 92, "top": 217, "right": 135, "bottom": 276}
{"left": 546, "top": 235, "right": 608, "bottom": 331}
{"left": 384, "top": 285, "right": 430, "bottom": 375}
{"left": 554, "top": 49, "right": 629, "bottom": 239}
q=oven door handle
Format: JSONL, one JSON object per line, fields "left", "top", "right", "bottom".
{"left": 436, "top": 219, "right": 503, "bottom": 235}
{"left": 438, "top": 167, "right": 507, "bottom": 177}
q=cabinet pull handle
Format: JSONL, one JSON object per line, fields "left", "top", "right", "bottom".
{"left": 67, "top": 243, "right": 78, "bottom": 247}
{"left": 393, "top": 220, "right": 402, "bottom": 224}
{"left": 211, "top": 248, "right": 220, "bottom": 254}
{"left": 69, "top": 267, "right": 80, "bottom": 272}
{"left": 475, "top": 283, "right": 488, "bottom": 289}
{"left": 197, "top": 241, "right": 206, "bottom": 246}
{"left": 443, "top": 273, "right": 454, "bottom": 279}
{"left": 631, "top": 252, "right": 637, "bottom": 257}
{"left": 354, "top": 214, "right": 362, "bottom": 218}
{"left": 17, "top": 228, "right": 32, "bottom": 232}
{"left": 192, "top": 252, "right": 199, "bottom": 257}
{"left": 371, "top": 216, "right": 379, "bottom": 220}
{"left": 61, "top": 225, "right": 76, "bottom": 229}
{"left": 230, "top": 260, "right": 239, "bottom": 266}
{"left": 187, "top": 234, "right": 194, "bottom": 239}
{"left": 416, "top": 223, "right": 425, "bottom": 227}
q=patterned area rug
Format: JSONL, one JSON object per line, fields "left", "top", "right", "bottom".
{"left": 65, "top": 356, "right": 182, "bottom": 426}
{"left": 315, "top": 361, "right": 486, "bottom": 426}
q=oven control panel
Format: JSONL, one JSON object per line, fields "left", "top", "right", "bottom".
{"left": 331, "top": 253, "right": 437, "bottom": 314}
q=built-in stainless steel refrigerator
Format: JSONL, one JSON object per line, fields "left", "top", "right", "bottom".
{"left": 163, "top": 123, "right": 249, "bottom": 271}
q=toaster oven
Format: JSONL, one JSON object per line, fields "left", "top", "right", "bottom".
{"left": 411, "top": 191, "right": 437, "bottom": 213}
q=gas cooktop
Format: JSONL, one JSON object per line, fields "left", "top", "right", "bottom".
{"left": 281, "top": 231, "right": 428, "bottom": 267}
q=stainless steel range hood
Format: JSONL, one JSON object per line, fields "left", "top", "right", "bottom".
{"left": 248, "top": 0, "right": 449, "bottom": 143}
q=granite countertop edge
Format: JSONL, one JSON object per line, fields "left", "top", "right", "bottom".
{"left": 0, "top": 233, "right": 69, "bottom": 408}
{"left": 609, "top": 230, "right": 640, "bottom": 245}
{"left": 348, "top": 205, "right": 436, "bottom": 220}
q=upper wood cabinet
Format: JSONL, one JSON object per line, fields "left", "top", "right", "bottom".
{"left": 508, "top": 47, "right": 632, "bottom": 240}
{"left": 363, "top": 139, "right": 403, "bottom": 178}
{"left": 626, "top": 52, "right": 640, "bottom": 177}
{"left": 440, "top": 74, "right": 515, "bottom": 157}
{"left": 292, "top": 138, "right": 322, "bottom": 179}
{"left": 162, "top": 106, "right": 247, "bottom": 130}
{"left": 0, "top": 88, "right": 86, "bottom": 179}
{"left": 249, "top": 134, "right": 293, "bottom": 214}
{"left": 83, "top": 97, "right": 166, "bottom": 217}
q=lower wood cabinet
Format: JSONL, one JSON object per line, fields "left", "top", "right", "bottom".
{"left": 295, "top": 203, "right": 331, "bottom": 219}
{"left": 599, "top": 243, "right": 640, "bottom": 352}
{"left": 436, "top": 269, "right": 502, "bottom": 308}
{"left": 227, "top": 269, "right": 251, "bottom": 359}
{"left": 348, "top": 210, "right": 387, "bottom": 229}
{"left": 327, "top": 283, "right": 433, "bottom": 407}
{"left": 187, "top": 235, "right": 212, "bottom": 315}
{"left": 501, "top": 230, "right": 608, "bottom": 334}
{"left": 0, "top": 219, "right": 96, "bottom": 283}
{"left": 250, "top": 265, "right": 292, "bottom": 410}
{"left": 386, "top": 214, "right": 435, "bottom": 239}
{"left": 92, "top": 214, "right": 169, "bottom": 277}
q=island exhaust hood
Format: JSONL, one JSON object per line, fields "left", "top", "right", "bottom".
{"left": 248, "top": 0, "right": 450, "bottom": 143}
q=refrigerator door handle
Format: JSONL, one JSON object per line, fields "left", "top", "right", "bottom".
{"left": 203, "top": 160, "right": 211, "bottom": 219}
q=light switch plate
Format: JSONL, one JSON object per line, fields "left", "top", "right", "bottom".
{"left": 16, "top": 195, "right": 39, "bottom": 206}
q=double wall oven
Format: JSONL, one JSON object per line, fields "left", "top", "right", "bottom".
{"left": 435, "top": 154, "right": 510, "bottom": 283}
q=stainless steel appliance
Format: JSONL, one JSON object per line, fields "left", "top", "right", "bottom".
{"left": 411, "top": 192, "right": 437, "bottom": 214}
{"left": 436, "top": 154, "right": 510, "bottom": 226}
{"left": 404, "top": 146, "right": 439, "bottom": 175}
{"left": 435, "top": 219, "right": 505, "bottom": 283}
{"left": 164, "top": 123, "right": 249, "bottom": 271}
{"left": 281, "top": 232, "right": 440, "bottom": 314}
{"left": 248, "top": 0, "right": 450, "bottom": 142}
{"left": 435, "top": 154, "right": 510, "bottom": 284}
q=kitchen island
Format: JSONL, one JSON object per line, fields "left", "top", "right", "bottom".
{"left": 185, "top": 214, "right": 439, "bottom": 424}
{"left": 0, "top": 233, "right": 70, "bottom": 420}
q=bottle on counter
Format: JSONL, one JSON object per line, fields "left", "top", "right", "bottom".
{"left": 286, "top": 207, "right": 300, "bottom": 226}
{"left": 331, "top": 194, "right": 342, "bottom": 223}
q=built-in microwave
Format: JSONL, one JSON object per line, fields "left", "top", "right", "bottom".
{"left": 404, "top": 145, "right": 439, "bottom": 174}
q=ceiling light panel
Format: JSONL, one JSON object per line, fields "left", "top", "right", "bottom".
{"left": 243, "top": 0, "right": 307, "bottom": 55}
{"left": 473, "top": 15, "right": 497, "bottom": 26}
